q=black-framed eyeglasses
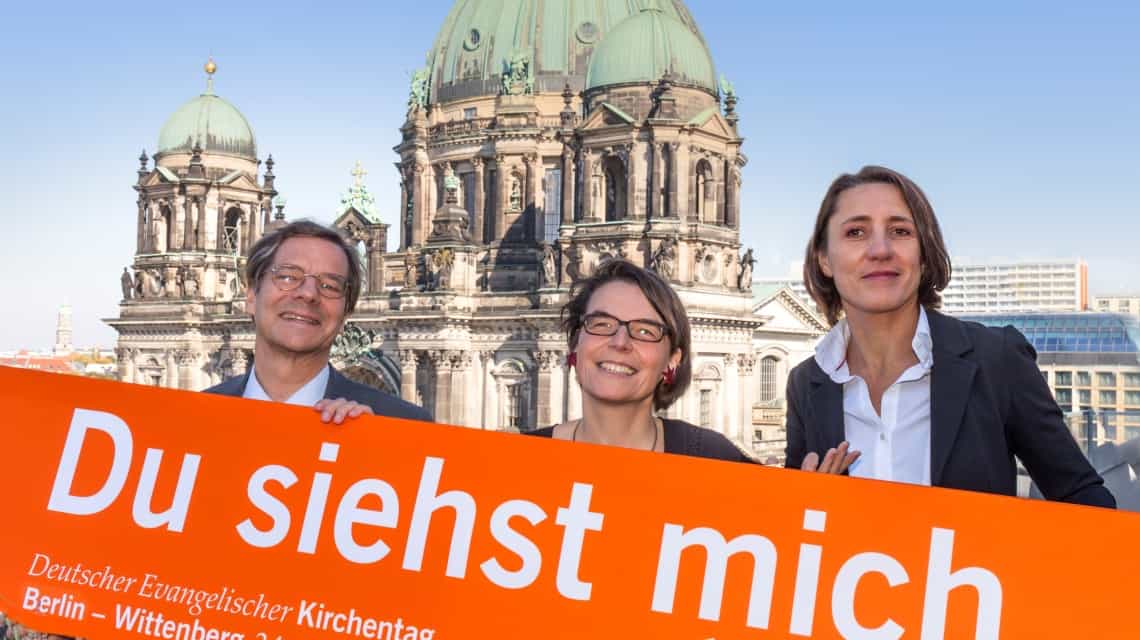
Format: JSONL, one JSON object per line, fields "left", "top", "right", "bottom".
{"left": 267, "top": 264, "right": 349, "bottom": 299}
{"left": 581, "top": 312, "right": 670, "bottom": 343}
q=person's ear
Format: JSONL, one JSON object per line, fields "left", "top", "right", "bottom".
{"left": 817, "top": 249, "right": 833, "bottom": 279}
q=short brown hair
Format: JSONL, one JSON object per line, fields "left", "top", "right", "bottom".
{"left": 561, "top": 259, "right": 691, "bottom": 411}
{"left": 803, "top": 165, "right": 952, "bottom": 326}
{"left": 245, "top": 220, "right": 363, "bottom": 313}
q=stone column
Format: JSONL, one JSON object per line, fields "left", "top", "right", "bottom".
{"left": 430, "top": 350, "right": 452, "bottom": 424}
{"left": 116, "top": 348, "right": 135, "bottom": 383}
{"left": 198, "top": 199, "right": 209, "bottom": 250}
{"left": 723, "top": 353, "right": 741, "bottom": 443}
{"left": 183, "top": 198, "right": 196, "bottom": 250}
{"left": 167, "top": 199, "right": 181, "bottom": 250}
{"left": 566, "top": 361, "right": 582, "bottom": 422}
{"left": 561, "top": 146, "right": 575, "bottom": 224}
{"left": 732, "top": 167, "right": 742, "bottom": 230}
{"left": 535, "top": 350, "right": 556, "bottom": 427}
{"left": 472, "top": 157, "right": 485, "bottom": 244}
{"left": 368, "top": 228, "right": 385, "bottom": 291}
{"left": 494, "top": 155, "right": 508, "bottom": 242}
{"left": 398, "top": 176, "right": 410, "bottom": 249}
{"left": 136, "top": 200, "right": 146, "bottom": 253}
{"left": 400, "top": 349, "right": 418, "bottom": 404}
{"left": 625, "top": 146, "right": 639, "bottom": 219}
{"left": 215, "top": 202, "right": 227, "bottom": 251}
{"left": 231, "top": 350, "right": 248, "bottom": 377}
{"left": 738, "top": 353, "right": 757, "bottom": 451}
{"left": 177, "top": 350, "right": 196, "bottom": 390}
{"left": 164, "top": 350, "right": 179, "bottom": 389}
{"left": 525, "top": 154, "right": 540, "bottom": 241}
{"left": 481, "top": 351, "right": 497, "bottom": 429}
{"left": 651, "top": 143, "right": 665, "bottom": 219}
{"left": 670, "top": 143, "right": 683, "bottom": 219}
{"left": 451, "top": 352, "right": 471, "bottom": 427}
{"left": 411, "top": 163, "right": 426, "bottom": 246}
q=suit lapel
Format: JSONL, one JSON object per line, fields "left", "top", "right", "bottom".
{"left": 322, "top": 365, "right": 341, "bottom": 400}
{"left": 928, "top": 311, "right": 978, "bottom": 485}
{"left": 808, "top": 363, "right": 846, "bottom": 451}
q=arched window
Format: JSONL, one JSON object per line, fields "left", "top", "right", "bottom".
{"left": 494, "top": 359, "right": 532, "bottom": 431}
{"left": 603, "top": 156, "right": 626, "bottom": 221}
{"left": 760, "top": 356, "right": 779, "bottom": 402}
{"left": 695, "top": 159, "right": 713, "bottom": 223}
{"left": 223, "top": 207, "right": 243, "bottom": 253}
{"left": 157, "top": 204, "right": 173, "bottom": 252}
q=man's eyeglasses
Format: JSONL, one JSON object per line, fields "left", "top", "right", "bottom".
{"left": 267, "top": 264, "right": 349, "bottom": 299}
{"left": 581, "top": 312, "right": 670, "bottom": 343}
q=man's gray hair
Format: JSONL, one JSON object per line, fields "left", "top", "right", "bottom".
{"left": 245, "top": 220, "right": 363, "bottom": 313}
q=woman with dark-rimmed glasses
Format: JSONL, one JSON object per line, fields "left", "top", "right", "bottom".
{"left": 527, "top": 259, "right": 751, "bottom": 460}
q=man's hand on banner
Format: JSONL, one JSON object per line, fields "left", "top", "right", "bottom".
{"left": 314, "top": 397, "right": 374, "bottom": 424}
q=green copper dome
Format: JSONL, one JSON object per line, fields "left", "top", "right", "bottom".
{"left": 586, "top": 8, "right": 716, "bottom": 92}
{"left": 425, "top": 0, "right": 708, "bottom": 103}
{"left": 157, "top": 89, "right": 257, "bottom": 160}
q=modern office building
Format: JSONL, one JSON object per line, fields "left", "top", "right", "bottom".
{"left": 942, "top": 259, "right": 1088, "bottom": 314}
{"left": 960, "top": 313, "right": 1140, "bottom": 446}
{"left": 1092, "top": 294, "right": 1140, "bottom": 319}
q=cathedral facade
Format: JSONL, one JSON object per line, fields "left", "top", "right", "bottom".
{"left": 108, "top": 1, "right": 799, "bottom": 453}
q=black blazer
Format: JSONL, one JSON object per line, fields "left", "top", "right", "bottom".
{"left": 784, "top": 309, "right": 1115, "bottom": 508}
{"left": 204, "top": 364, "right": 432, "bottom": 423}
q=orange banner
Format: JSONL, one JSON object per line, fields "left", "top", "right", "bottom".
{"left": 1, "top": 365, "right": 1137, "bottom": 639}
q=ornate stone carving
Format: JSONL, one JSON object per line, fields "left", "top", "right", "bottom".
{"left": 398, "top": 349, "right": 418, "bottom": 368}
{"left": 536, "top": 350, "right": 562, "bottom": 372}
{"left": 427, "top": 248, "right": 455, "bottom": 291}
{"left": 737, "top": 353, "right": 757, "bottom": 375}
{"left": 500, "top": 50, "right": 533, "bottom": 96}
{"left": 403, "top": 249, "right": 419, "bottom": 289}
{"left": 331, "top": 323, "right": 376, "bottom": 363}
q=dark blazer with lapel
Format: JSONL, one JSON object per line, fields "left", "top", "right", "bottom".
{"left": 784, "top": 309, "right": 1115, "bottom": 508}
{"left": 204, "top": 365, "right": 433, "bottom": 423}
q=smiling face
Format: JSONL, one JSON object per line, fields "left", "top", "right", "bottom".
{"left": 817, "top": 182, "right": 923, "bottom": 322}
{"left": 572, "top": 280, "right": 681, "bottom": 410}
{"left": 246, "top": 236, "right": 350, "bottom": 360}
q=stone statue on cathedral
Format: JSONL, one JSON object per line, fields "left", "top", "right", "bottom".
{"left": 738, "top": 248, "right": 756, "bottom": 291}
{"left": 650, "top": 237, "right": 677, "bottom": 281}
{"left": 541, "top": 243, "right": 558, "bottom": 288}
{"left": 403, "top": 249, "right": 418, "bottom": 289}
{"left": 408, "top": 66, "right": 430, "bottom": 111}
{"left": 121, "top": 267, "right": 134, "bottom": 300}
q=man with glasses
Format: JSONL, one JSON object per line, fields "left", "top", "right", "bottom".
{"left": 205, "top": 220, "right": 431, "bottom": 423}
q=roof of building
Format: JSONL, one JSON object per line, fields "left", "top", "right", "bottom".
{"left": 425, "top": 0, "right": 707, "bottom": 102}
{"left": 585, "top": 8, "right": 716, "bottom": 92}
{"left": 157, "top": 68, "right": 256, "bottom": 160}
{"left": 959, "top": 313, "right": 1140, "bottom": 354}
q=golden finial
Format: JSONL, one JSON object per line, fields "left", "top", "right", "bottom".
{"left": 204, "top": 57, "right": 217, "bottom": 94}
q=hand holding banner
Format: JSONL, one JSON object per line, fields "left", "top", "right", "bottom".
{"left": 1, "top": 366, "right": 1137, "bottom": 639}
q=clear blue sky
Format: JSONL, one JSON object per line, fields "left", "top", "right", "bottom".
{"left": 0, "top": 0, "right": 1136, "bottom": 350}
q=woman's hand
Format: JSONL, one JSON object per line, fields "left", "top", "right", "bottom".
{"left": 314, "top": 398, "right": 374, "bottom": 424}
{"left": 801, "top": 441, "right": 860, "bottom": 474}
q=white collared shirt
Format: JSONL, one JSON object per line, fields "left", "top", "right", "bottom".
{"left": 243, "top": 364, "right": 330, "bottom": 407}
{"left": 814, "top": 307, "right": 934, "bottom": 485}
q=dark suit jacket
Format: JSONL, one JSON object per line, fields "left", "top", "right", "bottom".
{"left": 204, "top": 365, "right": 432, "bottom": 423}
{"left": 784, "top": 309, "right": 1115, "bottom": 508}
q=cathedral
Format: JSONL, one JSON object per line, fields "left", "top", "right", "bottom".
{"left": 108, "top": 0, "right": 826, "bottom": 454}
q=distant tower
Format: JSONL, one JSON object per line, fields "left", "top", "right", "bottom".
{"left": 54, "top": 305, "right": 74, "bottom": 355}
